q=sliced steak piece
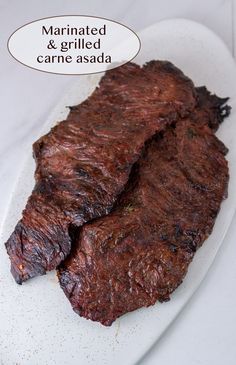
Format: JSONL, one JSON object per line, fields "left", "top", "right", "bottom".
{"left": 5, "top": 61, "right": 197, "bottom": 284}
{"left": 58, "top": 108, "right": 229, "bottom": 326}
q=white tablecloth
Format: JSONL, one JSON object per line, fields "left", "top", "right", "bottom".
{"left": 0, "top": 1, "right": 235, "bottom": 364}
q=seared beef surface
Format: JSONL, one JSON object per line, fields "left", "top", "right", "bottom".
{"left": 58, "top": 102, "right": 229, "bottom": 326}
{"left": 6, "top": 61, "right": 197, "bottom": 284}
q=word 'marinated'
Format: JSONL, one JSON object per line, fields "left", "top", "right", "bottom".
{"left": 42, "top": 24, "right": 107, "bottom": 36}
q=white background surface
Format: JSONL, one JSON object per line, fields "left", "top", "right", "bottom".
{"left": 0, "top": 1, "right": 236, "bottom": 365}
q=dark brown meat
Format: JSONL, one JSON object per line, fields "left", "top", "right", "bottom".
{"left": 5, "top": 61, "right": 197, "bottom": 284}
{"left": 58, "top": 106, "right": 229, "bottom": 326}
{"left": 195, "top": 86, "right": 231, "bottom": 131}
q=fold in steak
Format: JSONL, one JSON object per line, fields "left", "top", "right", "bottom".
{"left": 58, "top": 94, "right": 229, "bottom": 326}
{"left": 5, "top": 61, "right": 197, "bottom": 284}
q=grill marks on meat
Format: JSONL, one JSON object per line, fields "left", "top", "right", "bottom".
{"left": 58, "top": 104, "right": 229, "bottom": 326}
{"left": 5, "top": 59, "right": 231, "bottom": 326}
{"left": 5, "top": 61, "right": 197, "bottom": 284}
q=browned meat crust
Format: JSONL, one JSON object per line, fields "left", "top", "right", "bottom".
{"left": 195, "top": 86, "right": 231, "bottom": 131}
{"left": 5, "top": 61, "right": 197, "bottom": 284}
{"left": 58, "top": 99, "right": 229, "bottom": 326}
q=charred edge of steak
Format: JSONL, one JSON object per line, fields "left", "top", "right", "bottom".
{"left": 196, "top": 86, "right": 231, "bottom": 131}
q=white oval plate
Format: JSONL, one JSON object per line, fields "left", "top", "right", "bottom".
{"left": 1, "top": 19, "right": 236, "bottom": 365}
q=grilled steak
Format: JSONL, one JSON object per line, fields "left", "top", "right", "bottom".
{"left": 5, "top": 61, "right": 197, "bottom": 284}
{"left": 58, "top": 98, "right": 229, "bottom": 326}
